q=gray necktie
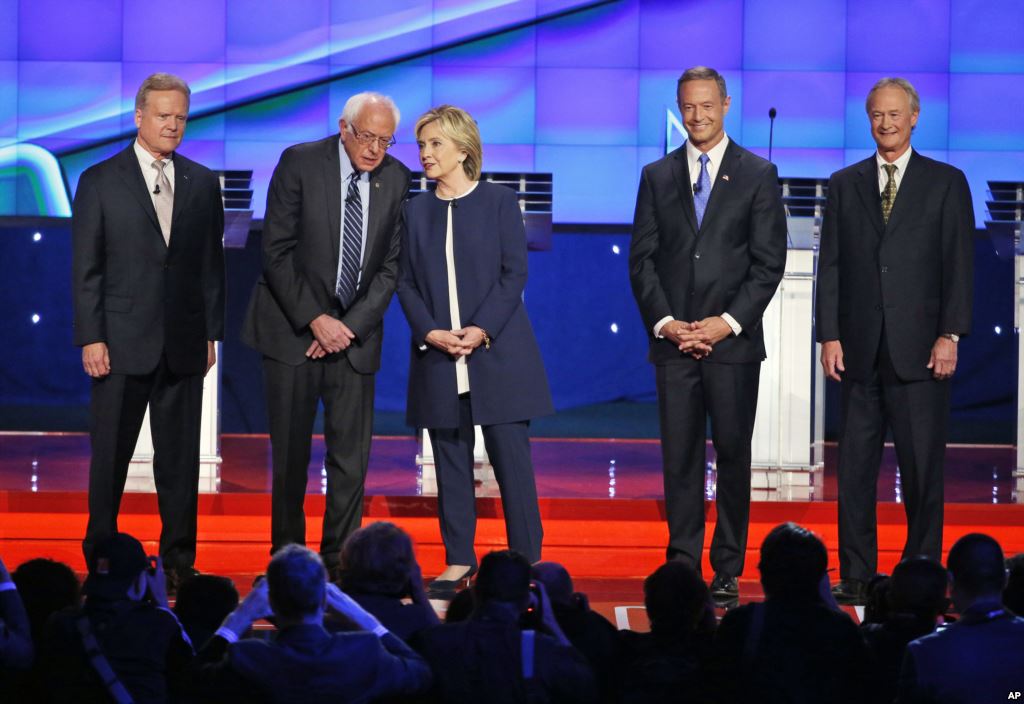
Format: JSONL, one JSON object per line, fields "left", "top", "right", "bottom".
{"left": 151, "top": 159, "right": 173, "bottom": 245}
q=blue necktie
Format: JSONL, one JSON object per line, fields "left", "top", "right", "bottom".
{"left": 336, "top": 170, "right": 362, "bottom": 308}
{"left": 694, "top": 153, "right": 711, "bottom": 228}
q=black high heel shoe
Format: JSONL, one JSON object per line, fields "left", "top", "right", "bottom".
{"left": 427, "top": 565, "right": 478, "bottom": 594}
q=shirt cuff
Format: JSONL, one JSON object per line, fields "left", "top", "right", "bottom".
{"left": 0, "top": 582, "right": 16, "bottom": 593}
{"left": 653, "top": 316, "right": 674, "bottom": 339}
{"left": 721, "top": 313, "right": 742, "bottom": 336}
{"left": 418, "top": 344, "right": 428, "bottom": 351}
{"left": 215, "top": 626, "right": 240, "bottom": 643}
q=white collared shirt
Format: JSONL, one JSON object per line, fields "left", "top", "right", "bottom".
{"left": 653, "top": 134, "right": 741, "bottom": 340}
{"left": 133, "top": 139, "right": 174, "bottom": 205}
{"left": 876, "top": 146, "right": 913, "bottom": 194}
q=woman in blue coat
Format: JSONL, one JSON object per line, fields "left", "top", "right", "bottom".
{"left": 397, "top": 105, "right": 553, "bottom": 592}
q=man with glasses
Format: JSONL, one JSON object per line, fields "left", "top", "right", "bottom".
{"left": 243, "top": 92, "right": 410, "bottom": 571}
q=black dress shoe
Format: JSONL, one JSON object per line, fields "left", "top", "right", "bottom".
{"left": 427, "top": 565, "right": 477, "bottom": 598}
{"left": 709, "top": 573, "right": 739, "bottom": 601}
{"left": 165, "top": 566, "right": 200, "bottom": 596}
{"left": 831, "top": 578, "right": 867, "bottom": 605}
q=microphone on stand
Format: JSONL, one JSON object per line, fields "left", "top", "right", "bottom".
{"left": 768, "top": 107, "right": 777, "bottom": 162}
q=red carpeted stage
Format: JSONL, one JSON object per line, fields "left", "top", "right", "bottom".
{"left": 2, "top": 433, "right": 1022, "bottom": 623}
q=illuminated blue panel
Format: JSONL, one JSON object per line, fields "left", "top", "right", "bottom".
{"left": 225, "top": 72, "right": 330, "bottom": 143}
{"left": 638, "top": 0, "right": 743, "bottom": 70}
{"left": 845, "top": 72, "right": 949, "bottom": 152}
{"left": 950, "top": 74, "right": 1024, "bottom": 150}
{"left": 57, "top": 139, "right": 130, "bottom": 198}
{"left": 434, "top": 27, "right": 536, "bottom": 68}
{"left": 746, "top": 147, "right": 845, "bottom": 179}
{"left": 177, "top": 140, "right": 226, "bottom": 171}
{"left": 0, "top": 0, "right": 16, "bottom": 60}
{"left": 328, "top": 65, "right": 433, "bottom": 145}
{"left": 741, "top": 71, "right": 844, "bottom": 148}
{"left": 224, "top": 139, "right": 298, "bottom": 218}
{"left": 329, "top": 0, "right": 432, "bottom": 67}
{"left": 536, "top": 145, "right": 637, "bottom": 223}
{"left": 742, "top": 0, "right": 845, "bottom": 71}
{"left": 949, "top": 150, "right": 1024, "bottom": 228}
{"left": 480, "top": 144, "right": 535, "bottom": 172}
{"left": 536, "top": 68, "right": 637, "bottom": 146}
{"left": 0, "top": 62, "right": 15, "bottom": 138}
{"left": 122, "top": 63, "right": 227, "bottom": 139}
{"left": 19, "top": 0, "right": 122, "bottom": 61}
{"left": 228, "top": 0, "right": 329, "bottom": 64}
{"left": 18, "top": 62, "right": 121, "bottom": 141}
{"left": 847, "top": 0, "right": 950, "bottom": 72}
{"left": 950, "top": 0, "right": 1024, "bottom": 72}
{"left": 536, "top": 0, "right": 638, "bottom": 67}
{"left": 123, "top": 0, "right": 226, "bottom": 62}
{"left": 432, "top": 67, "right": 535, "bottom": 145}
{"left": 432, "top": 0, "right": 538, "bottom": 46}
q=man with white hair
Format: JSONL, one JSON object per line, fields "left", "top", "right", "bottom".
{"left": 243, "top": 93, "right": 411, "bottom": 570}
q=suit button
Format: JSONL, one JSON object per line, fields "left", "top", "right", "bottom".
{"left": 694, "top": 251, "right": 701, "bottom": 260}
{"left": 874, "top": 304, "right": 882, "bottom": 311}
{"left": 881, "top": 265, "right": 888, "bottom": 273}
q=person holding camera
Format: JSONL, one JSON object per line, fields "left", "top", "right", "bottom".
{"left": 412, "top": 550, "right": 598, "bottom": 704}
{"left": 39, "top": 532, "right": 193, "bottom": 703}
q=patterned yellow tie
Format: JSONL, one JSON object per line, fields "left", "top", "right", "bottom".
{"left": 881, "top": 163, "right": 897, "bottom": 224}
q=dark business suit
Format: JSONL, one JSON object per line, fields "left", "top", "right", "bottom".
{"left": 815, "top": 150, "right": 974, "bottom": 582}
{"left": 630, "top": 140, "right": 787, "bottom": 576}
{"left": 242, "top": 136, "right": 410, "bottom": 564}
{"left": 397, "top": 181, "right": 553, "bottom": 565}
{"left": 72, "top": 143, "right": 225, "bottom": 570}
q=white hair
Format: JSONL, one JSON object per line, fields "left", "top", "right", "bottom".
{"left": 340, "top": 92, "right": 401, "bottom": 128}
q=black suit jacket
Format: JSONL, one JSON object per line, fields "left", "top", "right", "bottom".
{"left": 815, "top": 151, "right": 974, "bottom": 382}
{"left": 630, "top": 141, "right": 787, "bottom": 365}
{"left": 242, "top": 136, "right": 410, "bottom": 373}
{"left": 72, "top": 143, "right": 225, "bottom": 376}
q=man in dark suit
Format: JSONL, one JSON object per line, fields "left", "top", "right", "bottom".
{"left": 816, "top": 77, "right": 974, "bottom": 605}
{"left": 72, "top": 73, "right": 225, "bottom": 581}
{"left": 242, "top": 92, "right": 410, "bottom": 570}
{"left": 629, "top": 66, "right": 787, "bottom": 601}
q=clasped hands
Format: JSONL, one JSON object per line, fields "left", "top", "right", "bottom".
{"left": 425, "top": 326, "right": 487, "bottom": 358}
{"left": 662, "top": 317, "right": 733, "bottom": 359}
{"left": 306, "top": 314, "right": 356, "bottom": 359}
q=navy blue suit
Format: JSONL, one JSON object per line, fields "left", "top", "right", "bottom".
{"left": 398, "top": 181, "right": 552, "bottom": 565}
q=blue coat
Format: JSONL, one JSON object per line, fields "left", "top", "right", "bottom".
{"left": 398, "top": 181, "right": 553, "bottom": 428}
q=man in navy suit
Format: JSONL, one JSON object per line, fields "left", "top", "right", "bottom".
{"left": 630, "top": 66, "right": 787, "bottom": 600}
{"left": 816, "top": 78, "right": 974, "bottom": 604}
{"left": 72, "top": 73, "right": 225, "bottom": 582}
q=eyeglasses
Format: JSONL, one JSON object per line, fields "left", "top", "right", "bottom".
{"left": 348, "top": 124, "right": 396, "bottom": 151}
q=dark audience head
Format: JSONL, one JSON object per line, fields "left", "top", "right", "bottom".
{"left": 83, "top": 532, "right": 150, "bottom": 601}
{"left": 13, "top": 558, "right": 80, "bottom": 639}
{"left": 338, "top": 521, "right": 417, "bottom": 597}
{"left": 947, "top": 533, "right": 1006, "bottom": 608}
{"left": 267, "top": 544, "right": 327, "bottom": 623}
{"left": 530, "top": 561, "right": 574, "bottom": 607}
{"left": 1005, "top": 553, "right": 1024, "bottom": 616}
{"left": 643, "top": 561, "right": 713, "bottom": 636}
{"left": 862, "top": 574, "right": 891, "bottom": 625}
{"left": 473, "top": 550, "right": 531, "bottom": 607}
{"left": 173, "top": 574, "right": 239, "bottom": 648}
{"left": 888, "top": 556, "right": 948, "bottom": 619}
{"left": 445, "top": 588, "right": 476, "bottom": 623}
{"left": 758, "top": 522, "right": 828, "bottom": 601}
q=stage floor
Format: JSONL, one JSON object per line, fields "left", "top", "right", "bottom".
{"left": 2, "top": 432, "right": 1022, "bottom": 624}
{"left": 2, "top": 433, "right": 1021, "bottom": 504}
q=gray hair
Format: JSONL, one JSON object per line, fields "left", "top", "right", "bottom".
{"left": 340, "top": 92, "right": 401, "bottom": 129}
{"left": 266, "top": 544, "right": 326, "bottom": 620}
{"left": 135, "top": 73, "right": 191, "bottom": 111}
{"left": 677, "top": 66, "right": 728, "bottom": 101}
{"left": 866, "top": 77, "right": 920, "bottom": 114}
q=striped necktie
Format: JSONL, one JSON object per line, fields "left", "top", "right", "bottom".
{"left": 336, "top": 170, "right": 363, "bottom": 307}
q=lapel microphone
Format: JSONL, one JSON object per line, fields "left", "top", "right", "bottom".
{"left": 153, "top": 183, "right": 160, "bottom": 195}
{"left": 692, "top": 180, "right": 702, "bottom": 195}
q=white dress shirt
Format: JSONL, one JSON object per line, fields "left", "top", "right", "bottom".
{"left": 435, "top": 181, "right": 480, "bottom": 394}
{"left": 134, "top": 139, "right": 174, "bottom": 205}
{"left": 653, "top": 134, "right": 742, "bottom": 340}
{"left": 876, "top": 146, "right": 913, "bottom": 194}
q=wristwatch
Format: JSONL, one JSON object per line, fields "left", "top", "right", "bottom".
{"left": 940, "top": 333, "right": 960, "bottom": 343}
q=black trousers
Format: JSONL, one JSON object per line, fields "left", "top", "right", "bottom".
{"left": 656, "top": 359, "right": 760, "bottom": 578}
{"left": 83, "top": 355, "right": 204, "bottom": 570}
{"left": 263, "top": 354, "right": 374, "bottom": 568}
{"left": 428, "top": 395, "right": 543, "bottom": 567}
{"left": 837, "top": 338, "right": 949, "bottom": 582}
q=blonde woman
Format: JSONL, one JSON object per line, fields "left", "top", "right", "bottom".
{"left": 397, "top": 105, "right": 552, "bottom": 594}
